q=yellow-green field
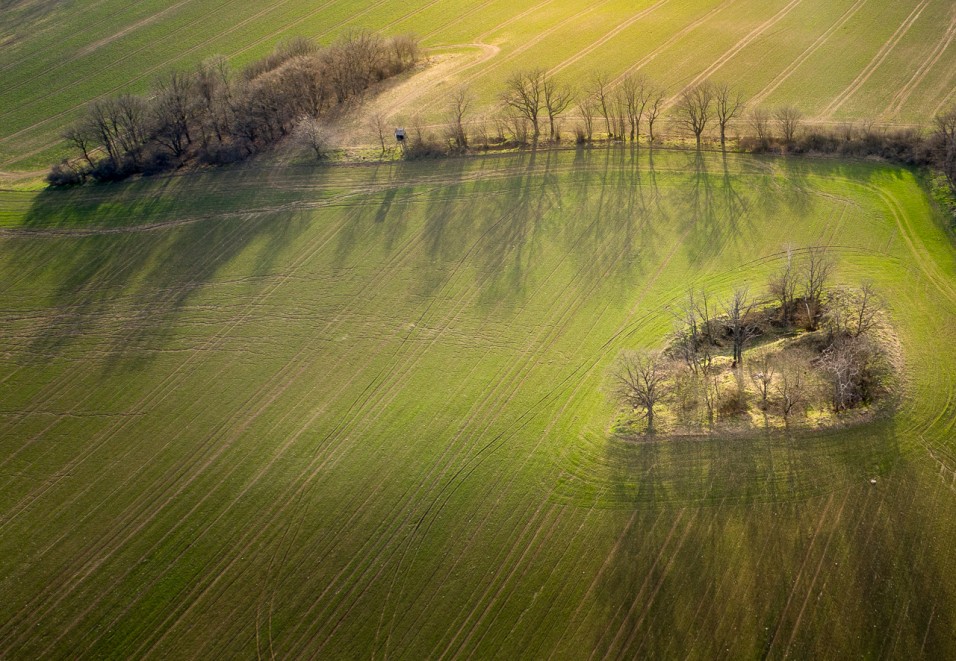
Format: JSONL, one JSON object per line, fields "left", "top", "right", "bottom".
{"left": 2, "top": 0, "right": 956, "bottom": 171}
{"left": 1, "top": 148, "right": 955, "bottom": 657}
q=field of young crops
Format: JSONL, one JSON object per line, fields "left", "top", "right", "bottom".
{"left": 1, "top": 148, "right": 954, "bottom": 657}
{"left": 2, "top": 0, "right": 955, "bottom": 171}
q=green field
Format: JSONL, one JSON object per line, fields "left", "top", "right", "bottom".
{"left": 1, "top": 148, "right": 955, "bottom": 657}
{"left": 2, "top": 0, "right": 956, "bottom": 171}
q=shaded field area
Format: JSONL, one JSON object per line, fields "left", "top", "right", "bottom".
{"left": 2, "top": 0, "right": 956, "bottom": 170}
{"left": 0, "top": 149, "right": 955, "bottom": 657}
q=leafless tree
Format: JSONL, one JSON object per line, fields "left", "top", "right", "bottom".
{"left": 577, "top": 95, "right": 597, "bottom": 142}
{"left": 768, "top": 247, "right": 798, "bottom": 324}
{"left": 445, "top": 86, "right": 472, "bottom": 149}
{"left": 802, "top": 247, "right": 834, "bottom": 329}
{"left": 722, "top": 287, "right": 759, "bottom": 367}
{"left": 615, "top": 350, "right": 668, "bottom": 432}
{"left": 713, "top": 82, "right": 744, "bottom": 148}
{"left": 63, "top": 123, "right": 97, "bottom": 168}
{"left": 587, "top": 72, "right": 614, "bottom": 138}
{"left": 820, "top": 337, "right": 881, "bottom": 411}
{"left": 675, "top": 81, "right": 715, "bottom": 149}
{"left": 775, "top": 358, "right": 805, "bottom": 422}
{"left": 501, "top": 69, "right": 545, "bottom": 140}
{"left": 542, "top": 75, "right": 573, "bottom": 141}
{"left": 749, "top": 106, "right": 771, "bottom": 143}
{"left": 367, "top": 111, "right": 388, "bottom": 153}
{"left": 851, "top": 282, "right": 880, "bottom": 338}
{"left": 152, "top": 71, "right": 196, "bottom": 157}
{"left": 748, "top": 353, "right": 775, "bottom": 411}
{"left": 933, "top": 106, "right": 956, "bottom": 186}
{"left": 294, "top": 116, "right": 329, "bottom": 159}
{"left": 646, "top": 88, "right": 666, "bottom": 143}
{"left": 775, "top": 105, "right": 803, "bottom": 144}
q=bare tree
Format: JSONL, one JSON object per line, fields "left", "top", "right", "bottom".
{"left": 501, "top": 69, "right": 545, "bottom": 140}
{"left": 445, "top": 86, "right": 472, "bottom": 149}
{"left": 64, "top": 123, "right": 97, "bottom": 168}
{"left": 646, "top": 88, "right": 666, "bottom": 143}
{"left": 675, "top": 81, "right": 715, "bottom": 149}
{"left": 722, "top": 287, "right": 759, "bottom": 367}
{"left": 577, "top": 95, "right": 597, "bottom": 142}
{"left": 294, "top": 116, "right": 329, "bottom": 159}
{"left": 615, "top": 350, "right": 668, "bottom": 432}
{"left": 542, "top": 75, "right": 573, "bottom": 141}
{"left": 775, "top": 105, "right": 803, "bottom": 145}
{"left": 768, "top": 247, "right": 798, "bottom": 324}
{"left": 776, "top": 358, "right": 805, "bottom": 422}
{"left": 367, "top": 111, "right": 388, "bottom": 153}
{"left": 588, "top": 72, "right": 614, "bottom": 138}
{"left": 820, "top": 337, "right": 881, "bottom": 411}
{"left": 851, "top": 282, "right": 880, "bottom": 338}
{"left": 802, "top": 247, "right": 834, "bottom": 329}
{"left": 748, "top": 353, "right": 775, "bottom": 411}
{"left": 713, "top": 82, "right": 744, "bottom": 148}
{"left": 749, "top": 106, "right": 771, "bottom": 143}
{"left": 152, "top": 71, "right": 196, "bottom": 157}
{"left": 933, "top": 106, "right": 956, "bottom": 187}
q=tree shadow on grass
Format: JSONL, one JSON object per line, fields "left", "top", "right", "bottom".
{"left": 3, "top": 166, "right": 315, "bottom": 371}
{"left": 586, "top": 413, "right": 956, "bottom": 657}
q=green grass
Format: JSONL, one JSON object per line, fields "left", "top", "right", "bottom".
{"left": 1, "top": 148, "right": 955, "bottom": 657}
{"left": 2, "top": 0, "right": 956, "bottom": 172}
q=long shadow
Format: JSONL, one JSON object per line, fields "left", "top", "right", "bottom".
{"left": 4, "top": 166, "right": 315, "bottom": 371}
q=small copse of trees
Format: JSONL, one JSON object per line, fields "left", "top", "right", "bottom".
{"left": 614, "top": 249, "right": 895, "bottom": 435}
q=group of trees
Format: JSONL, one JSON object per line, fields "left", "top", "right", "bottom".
{"left": 50, "top": 32, "right": 419, "bottom": 185}
{"left": 615, "top": 248, "right": 890, "bottom": 432}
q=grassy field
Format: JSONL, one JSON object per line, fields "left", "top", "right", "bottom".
{"left": 1, "top": 148, "right": 955, "bottom": 657}
{"left": 2, "top": 0, "right": 956, "bottom": 171}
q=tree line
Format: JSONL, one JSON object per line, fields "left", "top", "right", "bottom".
{"left": 400, "top": 69, "right": 956, "bottom": 192}
{"left": 49, "top": 31, "right": 420, "bottom": 185}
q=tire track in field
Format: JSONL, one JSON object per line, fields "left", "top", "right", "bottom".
{"left": 275, "top": 187, "right": 590, "bottom": 657}
{"left": 129, "top": 177, "right": 548, "bottom": 657}
{"left": 0, "top": 204, "right": 348, "bottom": 632}
{"left": 819, "top": 1, "right": 929, "bottom": 118}
{"left": 762, "top": 492, "right": 837, "bottom": 657}
{"left": 596, "top": 508, "right": 692, "bottom": 659}
{"left": 748, "top": 0, "right": 869, "bottom": 108}
{"left": 420, "top": 0, "right": 503, "bottom": 41}
{"left": 459, "top": 0, "right": 612, "bottom": 88}
{"left": 672, "top": 0, "right": 805, "bottom": 102}
{"left": 377, "top": 213, "right": 643, "bottom": 656}
{"left": 0, "top": 0, "right": 245, "bottom": 120}
{"left": 609, "top": 0, "right": 738, "bottom": 88}
{"left": 15, "top": 199, "right": 431, "bottom": 654}
{"left": 0, "top": 212, "right": 245, "bottom": 488}
{"left": 0, "top": 209, "right": 346, "bottom": 642}
{"left": 396, "top": 214, "right": 694, "bottom": 659}
{"left": 474, "top": 1, "right": 554, "bottom": 44}
{"left": 546, "top": 0, "right": 672, "bottom": 77}
{"left": 290, "top": 164, "right": 635, "bottom": 656}
{"left": 883, "top": 9, "right": 956, "bottom": 119}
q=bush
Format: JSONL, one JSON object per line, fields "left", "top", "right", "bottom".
{"left": 46, "top": 160, "right": 87, "bottom": 187}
